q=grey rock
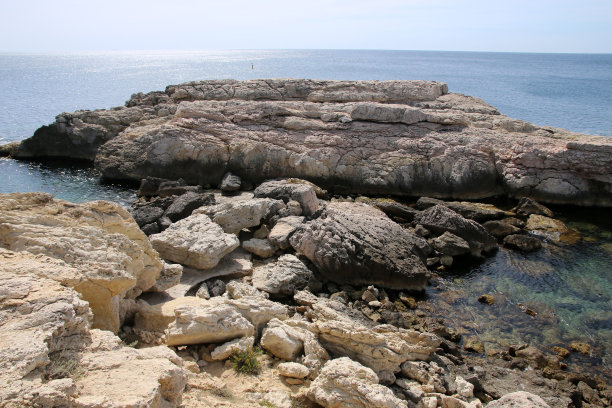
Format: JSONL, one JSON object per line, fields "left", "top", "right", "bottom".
{"left": 486, "top": 391, "right": 551, "bottom": 408}
{"left": 254, "top": 179, "right": 319, "bottom": 216}
{"left": 291, "top": 202, "right": 430, "bottom": 290}
{"left": 220, "top": 172, "right": 242, "bottom": 192}
{"left": 268, "top": 216, "right": 305, "bottom": 249}
{"left": 414, "top": 205, "right": 498, "bottom": 257}
{"left": 483, "top": 220, "right": 521, "bottom": 239}
{"left": 433, "top": 232, "right": 471, "bottom": 256}
{"left": 503, "top": 234, "right": 542, "bottom": 252}
{"left": 196, "top": 198, "right": 284, "bottom": 234}
{"left": 242, "top": 238, "right": 277, "bottom": 258}
{"left": 208, "top": 279, "right": 226, "bottom": 297}
{"left": 164, "top": 192, "right": 214, "bottom": 222}
{"left": 252, "top": 254, "right": 316, "bottom": 297}
{"left": 195, "top": 284, "right": 210, "bottom": 299}
{"left": 514, "top": 197, "right": 554, "bottom": 217}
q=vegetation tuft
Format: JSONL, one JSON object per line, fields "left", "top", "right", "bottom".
{"left": 229, "top": 347, "right": 262, "bottom": 375}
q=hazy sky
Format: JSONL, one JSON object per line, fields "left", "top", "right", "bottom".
{"left": 1, "top": 0, "right": 610, "bottom": 53}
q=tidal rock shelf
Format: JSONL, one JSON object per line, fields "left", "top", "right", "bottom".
{"left": 5, "top": 79, "right": 612, "bottom": 206}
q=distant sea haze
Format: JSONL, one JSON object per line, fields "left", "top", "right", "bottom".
{"left": 0, "top": 50, "right": 611, "bottom": 145}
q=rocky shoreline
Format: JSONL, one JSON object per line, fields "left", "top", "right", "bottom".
{"left": 1, "top": 176, "right": 609, "bottom": 407}
{"left": 1, "top": 79, "right": 611, "bottom": 407}
{"left": 2, "top": 79, "right": 612, "bottom": 206}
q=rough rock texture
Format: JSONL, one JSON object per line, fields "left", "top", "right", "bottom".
{"left": 268, "top": 215, "right": 305, "bottom": 249}
{"left": 0, "top": 247, "right": 186, "bottom": 407}
{"left": 306, "top": 357, "right": 409, "bottom": 408}
{"left": 149, "top": 213, "right": 239, "bottom": 269}
{"left": 503, "top": 234, "right": 542, "bottom": 252}
{"left": 261, "top": 319, "right": 305, "bottom": 360}
{"left": 195, "top": 197, "right": 284, "bottom": 234}
{"left": 252, "top": 254, "right": 316, "bottom": 297}
{"left": 0, "top": 192, "right": 163, "bottom": 332}
{"left": 415, "top": 205, "right": 498, "bottom": 257}
{"left": 277, "top": 362, "right": 310, "bottom": 379}
{"left": 254, "top": 179, "right": 319, "bottom": 216}
{"left": 486, "top": 391, "right": 551, "bottom": 408}
{"left": 219, "top": 172, "right": 242, "bottom": 192}
{"left": 433, "top": 232, "right": 472, "bottom": 256}
{"left": 11, "top": 79, "right": 612, "bottom": 206}
{"left": 242, "top": 238, "right": 277, "bottom": 258}
{"left": 210, "top": 336, "right": 254, "bottom": 360}
{"left": 290, "top": 202, "right": 431, "bottom": 290}
{"left": 149, "top": 262, "right": 184, "bottom": 292}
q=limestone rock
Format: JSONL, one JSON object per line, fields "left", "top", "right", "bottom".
{"left": 417, "top": 197, "right": 507, "bottom": 222}
{"left": 290, "top": 202, "right": 431, "bottom": 290}
{"left": 277, "top": 362, "right": 310, "bottom": 379}
{"left": 514, "top": 197, "right": 553, "bottom": 217}
{"left": 526, "top": 214, "right": 578, "bottom": 243}
{"left": 415, "top": 205, "right": 498, "bottom": 257}
{"left": 261, "top": 319, "right": 304, "bottom": 360}
{"left": 149, "top": 213, "right": 239, "bottom": 269}
{"left": 226, "top": 280, "right": 269, "bottom": 299}
{"left": 503, "top": 234, "right": 542, "bottom": 252}
{"left": 148, "top": 262, "right": 183, "bottom": 292}
{"left": 195, "top": 197, "right": 284, "bottom": 234}
{"left": 0, "top": 193, "right": 163, "bottom": 333}
{"left": 486, "top": 391, "right": 551, "bottom": 408}
{"left": 433, "top": 231, "right": 472, "bottom": 256}
{"left": 306, "top": 357, "right": 409, "bottom": 408}
{"left": 254, "top": 179, "right": 319, "bottom": 216}
{"left": 210, "top": 336, "right": 254, "bottom": 360}
{"left": 242, "top": 238, "right": 277, "bottom": 258}
{"left": 252, "top": 254, "right": 316, "bottom": 297}
{"left": 483, "top": 220, "right": 521, "bottom": 239}
{"left": 268, "top": 215, "right": 305, "bottom": 249}
{"left": 165, "top": 304, "right": 255, "bottom": 346}
{"left": 220, "top": 172, "right": 242, "bottom": 191}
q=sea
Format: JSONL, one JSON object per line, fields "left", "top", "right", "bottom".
{"left": 0, "top": 50, "right": 611, "bottom": 379}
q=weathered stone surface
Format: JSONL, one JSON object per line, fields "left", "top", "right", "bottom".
{"left": 503, "top": 234, "right": 542, "bottom": 252}
{"left": 164, "top": 191, "right": 213, "bottom": 222}
{"left": 148, "top": 262, "right": 183, "bottom": 292}
{"left": 149, "top": 213, "right": 239, "bottom": 269}
{"left": 220, "top": 171, "right": 242, "bottom": 191}
{"left": 277, "top": 362, "right": 310, "bottom": 379}
{"left": 483, "top": 220, "right": 521, "bottom": 239}
{"left": 226, "top": 280, "right": 269, "bottom": 299}
{"left": 486, "top": 391, "right": 551, "bottom": 408}
{"left": 514, "top": 197, "right": 554, "bottom": 217}
{"left": 306, "top": 357, "right": 409, "bottom": 408}
{"left": 290, "top": 202, "right": 431, "bottom": 290}
{"left": 0, "top": 193, "right": 163, "bottom": 333}
{"left": 261, "top": 319, "right": 304, "bottom": 360}
{"left": 242, "top": 238, "right": 277, "bottom": 258}
{"left": 433, "top": 231, "right": 472, "bottom": 256}
{"left": 254, "top": 179, "right": 319, "bottom": 216}
{"left": 526, "top": 214, "right": 578, "bottom": 243}
{"left": 415, "top": 205, "right": 498, "bottom": 257}
{"left": 195, "top": 197, "right": 284, "bottom": 234}
{"left": 252, "top": 254, "right": 316, "bottom": 297}
{"left": 417, "top": 197, "right": 506, "bottom": 222}
{"left": 210, "top": 336, "right": 254, "bottom": 361}
{"left": 0, "top": 248, "right": 186, "bottom": 408}
{"left": 268, "top": 215, "right": 305, "bottom": 249}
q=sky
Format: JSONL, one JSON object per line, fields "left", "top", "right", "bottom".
{"left": 0, "top": 0, "right": 610, "bottom": 53}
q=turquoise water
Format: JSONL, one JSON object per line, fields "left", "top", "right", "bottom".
{"left": 0, "top": 50, "right": 610, "bottom": 379}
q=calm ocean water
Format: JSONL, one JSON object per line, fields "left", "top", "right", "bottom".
{"left": 0, "top": 50, "right": 610, "bottom": 378}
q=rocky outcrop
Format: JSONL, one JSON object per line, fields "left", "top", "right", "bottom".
{"left": 0, "top": 192, "right": 163, "bottom": 332}
{"left": 290, "top": 202, "right": 431, "bottom": 290}
{"left": 10, "top": 79, "right": 611, "bottom": 206}
{"left": 306, "top": 357, "right": 409, "bottom": 408}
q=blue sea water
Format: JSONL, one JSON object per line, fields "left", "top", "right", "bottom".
{"left": 0, "top": 50, "right": 610, "bottom": 379}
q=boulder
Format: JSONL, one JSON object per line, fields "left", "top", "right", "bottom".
{"left": 277, "top": 362, "right": 310, "bottom": 379}
{"left": 483, "top": 220, "right": 520, "bottom": 239}
{"left": 414, "top": 205, "right": 498, "bottom": 256}
{"left": 503, "top": 234, "right": 542, "bottom": 252}
{"left": 417, "top": 197, "right": 506, "bottom": 222}
{"left": 525, "top": 214, "right": 578, "bottom": 243}
{"left": 210, "top": 336, "right": 254, "bottom": 360}
{"left": 0, "top": 193, "right": 163, "bottom": 333}
{"left": 486, "top": 391, "right": 550, "bottom": 408}
{"left": 242, "top": 238, "right": 277, "bottom": 258}
{"left": 164, "top": 191, "right": 214, "bottom": 222}
{"left": 261, "top": 319, "right": 304, "bottom": 360}
{"left": 514, "top": 197, "right": 554, "bottom": 217}
{"left": 290, "top": 202, "right": 431, "bottom": 290}
{"left": 252, "top": 254, "right": 316, "bottom": 297}
{"left": 148, "top": 262, "right": 183, "bottom": 292}
{"left": 433, "top": 231, "right": 472, "bottom": 256}
{"left": 195, "top": 197, "right": 284, "bottom": 234}
{"left": 268, "top": 215, "right": 305, "bottom": 249}
{"left": 254, "top": 179, "right": 319, "bottom": 216}
{"left": 219, "top": 172, "right": 242, "bottom": 192}
{"left": 306, "top": 357, "right": 409, "bottom": 408}
{"left": 149, "top": 213, "right": 239, "bottom": 269}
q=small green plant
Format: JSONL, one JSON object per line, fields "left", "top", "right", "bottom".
{"left": 229, "top": 347, "right": 262, "bottom": 375}
{"left": 44, "top": 357, "right": 86, "bottom": 381}
{"left": 259, "top": 401, "right": 276, "bottom": 408}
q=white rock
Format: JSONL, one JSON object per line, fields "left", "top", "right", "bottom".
{"left": 306, "top": 357, "right": 408, "bottom": 408}
{"left": 455, "top": 375, "right": 475, "bottom": 398}
{"left": 261, "top": 319, "right": 304, "bottom": 360}
{"left": 254, "top": 180, "right": 320, "bottom": 216}
{"left": 210, "top": 336, "right": 255, "bottom": 360}
{"left": 226, "top": 280, "right": 269, "bottom": 299}
{"left": 242, "top": 238, "right": 277, "bottom": 258}
{"left": 149, "top": 262, "right": 183, "bottom": 292}
{"left": 252, "top": 254, "right": 315, "bottom": 296}
{"left": 195, "top": 197, "right": 284, "bottom": 234}
{"left": 486, "top": 391, "right": 550, "bottom": 408}
{"left": 268, "top": 216, "right": 304, "bottom": 249}
{"left": 150, "top": 213, "right": 239, "bottom": 269}
{"left": 277, "top": 362, "right": 310, "bottom": 379}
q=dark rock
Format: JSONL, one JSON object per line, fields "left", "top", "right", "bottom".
{"left": 141, "top": 222, "right": 160, "bottom": 235}
{"left": 207, "top": 279, "right": 227, "bottom": 297}
{"left": 483, "top": 220, "right": 520, "bottom": 239}
{"left": 569, "top": 342, "right": 591, "bottom": 355}
{"left": 414, "top": 205, "right": 498, "bottom": 257}
{"left": 138, "top": 176, "right": 169, "bottom": 197}
{"left": 503, "top": 234, "right": 542, "bottom": 252}
{"left": 157, "top": 185, "right": 202, "bottom": 198}
{"left": 478, "top": 294, "right": 495, "bottom": 305}
{"left": 551, "top": 346, "right": 570, "bottom": 359}
{"left": 416, "top": 197, "right": 445, "bottom": 210}
{"left": 0, "top": 141, "right": 19, "bottom": 157}
{"left": 131, "top": 205, "right": 165, "bottom": 227}
{"left": 164, "top": 192, "right": 214, "bottom": 222}
{"left": 220, "top": 172, "right": 242, "bottom": 192}
{"left": 416, "top": 197, "right": 505, "bottom": 222}
{"left": 433, "top": 232, "right": 471, "bottom": 256}
{"left": 464, "top": 338, "right": 485, "bottom": 353}
{"left": 157, "top": 216, "right": 172, "bottom": 231}
{"left": 414, "top": 224, "right": 430, "bottom": 237}
{"left": 502, "top": 217, "right": 526, "bottom": 228}
{"left": 372, "top": 199, "right": 419, "bottom": 222}
{"left": 514, "top": 197, "right": 554, "bottom": 217}
{"left": 290, "top": 202, "right": 431, "bottom": 290}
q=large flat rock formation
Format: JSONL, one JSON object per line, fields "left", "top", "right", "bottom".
{"left": 10, "top": 79, "right": 612, "bottom": 206}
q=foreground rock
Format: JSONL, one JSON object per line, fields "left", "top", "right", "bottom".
{"left": 290, "top": 202, "right": 431, "bottom": 290}
{"left": 0, "top": 192, "right": 163, "bottom": 332}
{"left": 486, "top": 391, "right": 551, "bottom": 408}
{"left": 307, "top": 357, "right": 409, "bottom": 408}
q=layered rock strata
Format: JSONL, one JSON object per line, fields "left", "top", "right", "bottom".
{"left": 7, "top": 79, "right": 612, "bottom": 206}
